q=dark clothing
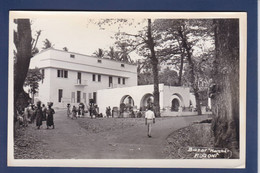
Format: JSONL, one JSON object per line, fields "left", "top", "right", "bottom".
{"left": 35, "top": 107, "right": 43, "bottom": 127}
{"left": 46, "top": 108, "right": 55, "bottom": 126}
{"left": 42, "top": 107, "right": 47, "bottom": 121}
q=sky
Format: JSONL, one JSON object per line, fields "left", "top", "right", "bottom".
{"left": 28, "top": 15, "right": 145, "bottom": 61}
{"left": 10, "top": 12, "right": 220, "bottom": 63}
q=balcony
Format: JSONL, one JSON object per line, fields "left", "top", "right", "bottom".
{"left": 74, "top": 79, "right": 87, "bottom": 86}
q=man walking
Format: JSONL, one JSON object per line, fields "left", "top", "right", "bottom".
{"left": 145, "top": 107, "right": 155, "bottom": 138}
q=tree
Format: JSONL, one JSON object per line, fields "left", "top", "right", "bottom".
{"left": 211, "top": 19, "right": 239, "bottom": 158}
{"left": 106, "top": 46, "right": 120, "bottom": 60}
{"left": 154, "top": 19, "right": 215, "bottom": 115}
{"left": 24, "top": 68, "right": 43, "bottom": 103}
{"left": 93, "top": 48, "right": 105, "bottom": 58}
{"left": 42, "top": 39, "right": 54, "bottom": 49}
{"left": 159, "top": 68, "right": 179, "bottom": 86}
{"left": 13, "top": 19, "right": 32, "bottom": 110}
{"left": 13, "top": 19, "right": 32, "bottom": 136}
{"left": 31, "top": 30, "right": 41, "bottom": 56}
{"left": 116, "top": 42, "right": 132, "bottom": 63}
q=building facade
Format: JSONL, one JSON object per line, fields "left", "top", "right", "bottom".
{"left": 29, "top": 48, "right": 137, "bottom": 107}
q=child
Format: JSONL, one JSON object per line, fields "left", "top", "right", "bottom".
{"left": 145, "top": 107, "right": 155, "bottom": 138}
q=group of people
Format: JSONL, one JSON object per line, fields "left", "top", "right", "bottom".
{"left": 66, "top": 103, "right": 102, "bottom": 119}
{"left": 66, "top": 102, "right": 156, "bottom": 138}
{"left": 16, "top": 101, "right": 55, "bottom": 130}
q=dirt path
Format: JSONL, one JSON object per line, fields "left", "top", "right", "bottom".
{"left": 31, "top": 110, "right": 210, "bottom": 159}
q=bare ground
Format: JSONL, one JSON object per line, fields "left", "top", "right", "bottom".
{"left": 14, "top": 110, "right": 211, "bottom": 159}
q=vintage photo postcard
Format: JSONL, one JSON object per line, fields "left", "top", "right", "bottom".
{"left": 8, "top": 11, "right": 247, "bottom": 168}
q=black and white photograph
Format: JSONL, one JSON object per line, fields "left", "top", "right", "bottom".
{"left": 8, "top": 11, "right": 246, "bottom": 168}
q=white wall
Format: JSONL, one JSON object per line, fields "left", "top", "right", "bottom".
{"left": 163, "top": 86, "right": 190, "bottom": 108}
{"left": 30, "top": 49, "right": 137, "bottom": 86}
{"left": 30, "top": 48, "right": 138, "bottom": 108}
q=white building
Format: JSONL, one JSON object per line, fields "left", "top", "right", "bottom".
{"left": 29, "top": 48, "right": 137, "bottom": 107}
{"left": 97, "top": 84, "right": 196, "bottom": 116}
{"left": 30, "top": 48, "right": 209, "bottom": 116}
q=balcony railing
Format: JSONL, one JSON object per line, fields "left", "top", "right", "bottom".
{"left": 74, "top": 79, "right": 87, "bottom": 86}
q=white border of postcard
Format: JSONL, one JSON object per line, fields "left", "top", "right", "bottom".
{"left": 8, "top": 11, "right": 247, "bottom": 168}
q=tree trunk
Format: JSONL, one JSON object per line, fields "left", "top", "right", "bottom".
{"left": 186, "top": 50, "right": 202, "bottom": 115}
{"left": 178, "top": 53, "right": 184, "bottom": 86}
{"left": 178, "top": 27, "right": 202, "bottom": 115}
{"left": 211, "top": 19, "right": 239, "bottom": 158}
{"left": 14, "top": 19, "right": 32, "bottom": 106}
{"left": 147, "top": 19, "right": 160, "bottom": 117}
{"left": 13, "top": 19, "right": 32, "bottom": 136}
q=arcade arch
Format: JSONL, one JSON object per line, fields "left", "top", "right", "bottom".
{"left": 170, "top": 93, "right": 184, "bottom": 112}
{"left": 140, "top": 93, "right": 154, "bottom": 111}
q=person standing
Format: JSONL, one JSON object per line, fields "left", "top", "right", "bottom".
{"left": 145, "top": 107, "right": 155, "bottom": 138}
{"left": 42, "top": 104, "right": 47, "bottom": 121}
{"left": 72, "top": 105, "right": 77, "bottom": 119}
{"left": 46, "top": 102, "right": 55, "bottom": 129}
{"left": 35, "top": 101, "right": 43, "bottom": 129}
{"left": 67, "top": 104, "right": 71, "bottom": 118}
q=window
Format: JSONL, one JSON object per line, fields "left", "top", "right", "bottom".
{"left": 77, "top": 72, "right": 81, "bottom": 84}
{"left": 77, "top": 91, "right": 81, "bottom": 103}
{"left": 70, "top": 54, "right": 75, "bottom": 58}
{"left": 83, "top": 93, "right": 87, "bottom": 103}
{"left": 98, "top": 74, "right": 101, "bottom": 82}
{"left": 97, "top": 59, "right": 102, "bottom": 63}
{"left": 64, "top": 71, "right": 68, "bottom": 78}
{"left": 57, "top": 69, "right": 68, "bottom": 78}
{"left": 41, "top": 69, "right": 45, "bottom": 83}
{"left": 109, "top": 76, "right": 113, "bottom": 87}
{"left": 58, "top": 89, "right": 63, "bottom": 103}
{"left": 93, "top": 92, "right": 97, "bottom": 104}
{"left": 92, "top": 74, "right": 96, "bottom": 81}
{"left": 123, "top": 78, "right": 125, "bottom": 85}
{"left": 88, "top": 93, "right": 92, "bottom": 99}
{"left": 71, "top": 92, "right": 75, "bottom": 103}
{"left": 121, "top": 64, "right": 125, "bottom": 67}
{"left": 118, "top": 77, "right": 121, "bottom": 84}
{"left": 57, "top": 70, "right": 60, "bottom": 77}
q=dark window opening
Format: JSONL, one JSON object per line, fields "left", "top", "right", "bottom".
{"left": 121, "top": 64, "right": 125, "bottom": 67}
{"left": 77, "top": 91, "right": 81, "bottom": 103}
{"left": 93, "top": 92, "right": 97, "bottom": 104}
{"left": 57, "top": 70, "right": 60, "bottom": 77}
{"left": 41, "top": 69, "right": 45, "bottom": 83}
{"left": 92, "top": 74, "right": 96, "bottom": 81}
{"left": 64, "top": 70, "right": 68, "bottom": 78}
{"left": 109, "top": 76, "right": 113, "bottom": 87}
{"left": 57, "top": 69, "right": 68, "bottom": 78}
{"left": 58, "top": 89, "right": 63, "bottom": 103}
{"left": 123, "top": 78, "right": 125, "bottom": 85}
{"left": 118, "top": 77, "right": 121, "bottom": 84}
{"left": 97, "top": 59, "right": 102, "bottom": 63}
{"left": 98, "top": 75, "right": 101, "bottom": 82}
{"left": 70, "top": 54, "right": 75, "bottom": 58}
{"left": 77, "top": 72, "right": 81, "bottom": 84}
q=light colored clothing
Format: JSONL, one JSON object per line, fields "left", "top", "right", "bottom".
{"left": 145, "top": 110, "right": 155, "bottom": 137}
{"left": 145, "top": 110, "right": 155, "bottom": 120}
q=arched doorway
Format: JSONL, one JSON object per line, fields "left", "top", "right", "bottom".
{"left": 169, "top": 93, "right": 184, "bottom": 112}
{"left": 171, "top": 98, "right": 180, "bottom": 111}
{"left": 120, "top": 95, "right": 135, "bottom": 111}
{"left": 140, "top": 93, "right": 154, "bottom": 111}
{"left": 120, "top": 95, "right": 134, "bottom": 106}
